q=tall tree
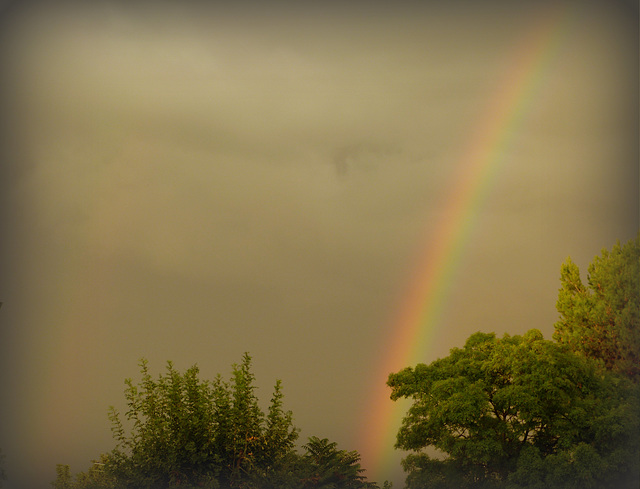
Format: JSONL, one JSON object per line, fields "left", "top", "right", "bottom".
{"left": 387, "top": 330, "right": 640, "bottom": 489}
{"left": 106, "top": 359, "right": 221, "bottom": 488}
{"left": 554, "top": 234, "right": 640, "bottom": 379}
{"left": 300, "top": 437, "right": 378, "bottom": 489}
{"left": 103, "top": 354, "right": 298, "bottom": 489}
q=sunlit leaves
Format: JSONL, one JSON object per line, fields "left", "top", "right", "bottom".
{"left": 103, "top": 354, "right": 299, "bottom": 489}
{"left": 554, "top": 234, "right": 640, "bottom": 378}
{"left": 388, "top": 330, "right": 640, "bottom": 488}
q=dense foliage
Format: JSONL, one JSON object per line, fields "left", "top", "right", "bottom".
{"left": 388, "top": 331, "right": 639, "bottom": 488}
{"left": 388, "top": 235, "right": 640, "bottom": 489}
{"left": 554, "top": 235, "right": 639, "bottom": 379}
{"left": 300, "top": 437, "right": 378, "bottom": 489}
{"left": 53, "top": 354, "right": 379, "bottom": 489}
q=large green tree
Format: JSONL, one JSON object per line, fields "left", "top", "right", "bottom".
{"left": 387, "top": 330, "right": 639, "bottom": 489}
{"left": 554, "top": 234, "right": 640, "bottom": 379}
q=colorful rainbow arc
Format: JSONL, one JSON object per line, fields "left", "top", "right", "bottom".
{"left": 359, "top": 6, "right": 572, "bottom": 483}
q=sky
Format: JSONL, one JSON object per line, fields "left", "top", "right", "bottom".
{"left": 0, "top": 0, "right": 637, "bottom": 488}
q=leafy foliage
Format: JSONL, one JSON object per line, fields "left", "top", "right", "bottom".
{"left": 53, "top": 454, "right": 117, "bottom": 489}
{"left": 554, "top": 234, "right": 640, "bottom": 378}
{"left": 388, "top": 237, "right": 640, "bottom": 488}
{"left": 388, "top": 330, "right": 640, "bottom": 488}
{"left": 107, "top": 353, "right": 301, "bottom": 488}
{"left": 53, "top": 354, "right": 381, "bottom": 489}
{"left": 299, "top": 437, "right": 378, "bottom": 489}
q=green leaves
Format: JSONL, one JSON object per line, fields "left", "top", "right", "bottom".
{"left": 300, "top": 437, "right": 377, "bottom": 489}
{"left": 388, "top": 330, "right": 640, "bottom": 488}
{"left": 54, "top": 354, "right": 384, "bottom": 489}
{"left": 101, "top": 354, "right": 300, "bottom": 489}
{"left": 554, "top": 234, "right": 640, "bottom": 378}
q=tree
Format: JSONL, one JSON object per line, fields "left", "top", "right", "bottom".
{"left": 554, "top": 234, "right": 640, "bottom": 379}
{"left": 81, "top": 353, "right": 298, "bottom": 489}
{"left": 252, "top": 380, "right": 300, "bottom": 487}
{"left": 54, "top": 354, "right": 383, "bottom": 489}
{"left": 299, "top": 437, "right": 378, "bottom": 489}
{"left": 52, "top": 464, "right": 72, "bottom": 489}
{"left": 105, "top": 359, "right": 221, "bottom": 488}
{"left": 387, "top": 330, "right": 640, "bottom": 489}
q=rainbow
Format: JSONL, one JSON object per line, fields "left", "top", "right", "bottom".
{"left": 359, "top": 5, "right": 572, "bottom": 483}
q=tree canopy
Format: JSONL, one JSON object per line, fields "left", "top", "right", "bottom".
{"left": 554, "top": 234, "right": 639, "bottom": 379}
{"left": 54, "top": 354, "right": 381, "bottom": 489}
{"left": 388, "top": 236, "right": 640, "bottom": 489}
{"left": 299, "top": 437, "right": 378, "bottom": 489}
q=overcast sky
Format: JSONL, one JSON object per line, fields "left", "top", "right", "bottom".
{"left": 0, "top": 1, "right": 637, "bottom": 488}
